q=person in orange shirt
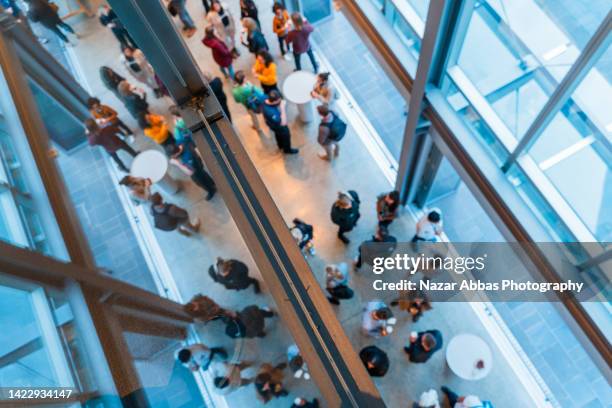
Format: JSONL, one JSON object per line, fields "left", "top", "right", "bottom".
{"left": 252, "top": 50, "right": 278, "bottom": 95}
{"left": 272, "top": 3, "right": 291, "bottom": 60}
{"left": 143, "top": 113, "right": 175, "bottom": 148}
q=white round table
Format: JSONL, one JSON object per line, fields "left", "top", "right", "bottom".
{"left": 282, "top": 71, "right": 317, "bottom": 123}
{"left": 446, "top": 333, "right": 493, "bottom": 380}
{"left": 130, "top": 149, "right": 179, "bottom": 194}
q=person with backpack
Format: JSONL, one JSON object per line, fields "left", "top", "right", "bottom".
{"left": 325, "top": 263, "right": 353, "bottom": 305}
{"left": 290, "top": 218, "right": 315, "bottom": 256}
{"left": 262, "top": 90, "right": 299, "bottom": 154}
{"left": 176, "top": 343, "right": 228, "bottom": 371}
{"left": 150, "top": 192, "right": 200, "bottom": 236}
{"left": 165, "top": 141, "right": 217, "bottom": 201}
{"left": 316, "top": 104, "right": 346, "bottom": 161}
{"left": 330, "top": 190, "right": 360, "bottom": 244}
{"left": 222, "top": 305, "right": 275, "bottom": 338}
{"left": 232, "top": 70, "right": 265, "bottom": 133}
{"left": 241, "top": 17, "right": 268, "bottom": 55}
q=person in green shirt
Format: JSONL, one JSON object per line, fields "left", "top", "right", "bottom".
{"left": 232, "top": 70, "right": 265, "bottom": 133}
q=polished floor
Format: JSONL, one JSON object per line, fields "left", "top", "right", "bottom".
{"left": 46, "top": 0, "right": 582, "bottom": 407}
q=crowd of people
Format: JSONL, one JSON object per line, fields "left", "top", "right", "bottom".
{"left": 12, "top": 0, "right": 493, "bottom": 406}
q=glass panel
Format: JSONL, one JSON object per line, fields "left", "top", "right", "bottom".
{"left": 451, "top": 7, "right": 548, "bottom": 141}
{"left": 391, "top": 5, "right": 422, "bottom": 57}
{"left": 373, "top": 0, "right": 424, "bottom": 58}
{"left": 526, "top": 42, "right": 612, "bottom": 242}
{"left": 485, "top": 0, "right": 609, "bottom": 79}
{"left": 48, "top": 292, "right": 96, "bottom": 394}
{"left": 312, "top": 9, "right": 407, "bottom": 160}
{"left": 446, "top": 1, "right": 608, "bottom": 144}
{"left": 444, "top": 74, "right": 510, "bottom": 164}
{"left": 300, "top": 0, "right": 332, "bottom": 24}
{"left": 29, "top": 82, "right": 86, "bottom": 152}
{"left": 0, "top": 66, "right": 68, "bottom": 259}
{"left": 0, "top": 285, "right": 61, "bottom": 387}
{"left": 418, "top": 158, "right": 611, "bottom": 407}
{"left": 370, "top": 0, "right": 384, "bottom": 11}
{"left": 404, "top": 0, "right": 429, "bottom": 21}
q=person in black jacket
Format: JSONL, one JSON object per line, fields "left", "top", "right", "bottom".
{"left": 223, "top": 305, "right": 275, "bottom": 338}
{"left": 208, "top": 257, "right": 261, "bottom": 293}
{"left": 355, "top": 226, "right": 397, "bottom": 269}
{"left": 290, "top": 218, "right": 315, "bottom": 255}
{"left": 203, "top": 71, "right": 232, "bottom": 122}
{"left": 404, "top": 330, "right": 443, "bottom": 363}
{"left": 98, "top": 4, "right": 136, "bottom": 49}
{"left": 117, "top": 81, "right": 149, "bottom": 128}
{"left": 359, "top": 345, "right": 389, "bottom": 377}
{"left": 26, "top": 0, "right": 77, "bottom": 43}
{"left": 242, "top": 17, "right": 268, "bottom": 55}
{"left": 240, "top": 0, "right": 259, "bottom": 27}
{"left": 330, "top": 190, "right": 360, "bottom": 244}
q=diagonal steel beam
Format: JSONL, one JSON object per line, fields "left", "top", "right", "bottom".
{"left": 108, "top": 1, "right": 383, "bottom": 406}
{"left": 502, "top": 11, "right": 612, "bottom": 171}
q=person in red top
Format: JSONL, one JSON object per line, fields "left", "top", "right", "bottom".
{"left": 84, "top": 119, "right": 138, "bottom": 172}
{"left": 202, "top": 26, "right": 235, "bottom": 79}
{"left": 286, "top": 13, "right": 318, "bottom": 72}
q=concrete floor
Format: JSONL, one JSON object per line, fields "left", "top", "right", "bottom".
{"left": 60, "top": 0, "right": 540, "bottom": 406}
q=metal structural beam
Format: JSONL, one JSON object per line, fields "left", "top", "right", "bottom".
{"left": 0, "top": 31, "right": 148, "bottom": 405}
{"left": 0, "top": 14, "right": 90, "bottom": 122}
{"left": 395, "top": 0, "right": 448, "bottom": 203}
{"left": 109, "top": 1, "right": 383, "bottom": 406}
{"left": 0, "top": 242, "right": 194, "bottom": 323}
{"left": 502, "top": 11, "right": 612, "bottom": 171}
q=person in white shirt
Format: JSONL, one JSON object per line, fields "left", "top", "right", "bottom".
{"left": 415, "top": 388, "right": 440, "bottom": 408}
{"left": 206, "top": 0, "right": 236, "bottom": 50}
{"left": 175, "top": 343, "right": 227, "bottom": 372}
{"left": 361, "top": 300, "right": 396, "bottom": 337}
{"left": 412, "top": 208, "right": 443, "bottom": 242}
{"left": 441, "top": 386, "right": 488, "bottom": 408}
